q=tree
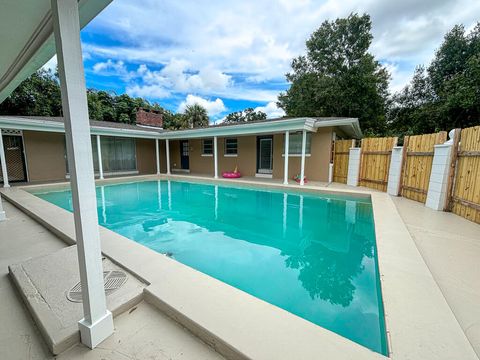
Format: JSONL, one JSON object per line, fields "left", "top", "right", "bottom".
{"left": 224, "top": 107, "right": 267, "bottom": 123}
{"left": 278, "top": 13, "right": 390, "bottom": 136}
{"left": 0, "top": 68, "right": 62, "bottom": 116}
{"left": 183, "top": 103, "right": 209, "bottom": 128}
{"left": 389, "top": 23, "right": 480, "bottom": 136}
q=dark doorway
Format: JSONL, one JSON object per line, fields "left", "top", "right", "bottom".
{"left": 256, "top": 136, "right": 273, "bottom": 174}
{"left": 0, "top": 134, "right": 27, "bottom": 184}
{"left": 180, "top": 140, "right": 190, "bottom": 170}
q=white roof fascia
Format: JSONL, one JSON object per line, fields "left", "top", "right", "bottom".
{"left": 314, "top": 118, "right": 363, "bottom": 138}
{"left": 159, "top": 118, "right": 317, "bottom": 140}
{"left": 0, "top": 117, "right": 161, "bottom": 139}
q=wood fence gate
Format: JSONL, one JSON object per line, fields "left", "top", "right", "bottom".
{"left": 450, "top": 125, "right": 480, "bottom": 224}
{"left": 400, "top": 132, "right": 447, "bottom": 203}
{"left": 333, "top": 139, "right": 355, "bottom": 183}
{"left": 359, "top": 137, "right": 397, "bottom": 191}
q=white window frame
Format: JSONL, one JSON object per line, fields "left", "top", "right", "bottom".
{"left": 224, "top": 137, "right": 238, "bottom": 157}
{"left": 202, "top": 139, "right": 213, "bottom": 156}
{"left": 283, "top": 132, "right": 312, "bottom": 156}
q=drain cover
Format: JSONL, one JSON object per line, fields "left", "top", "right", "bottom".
{"left": 67, "top": 270, "right": 128, "bottom": 303}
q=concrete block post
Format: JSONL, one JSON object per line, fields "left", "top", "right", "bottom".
{"left": 387, "top": 146, "right": 404, "bottom": 196}
{"left": 347, "top": 148, "right": 361, "bottom": 186}
{"left": 426, "top": 144, "right": 452, "bottom": 211}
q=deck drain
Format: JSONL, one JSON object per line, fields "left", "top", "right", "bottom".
{"left": 67, "top": 270, "right": 128, "bottom": 303}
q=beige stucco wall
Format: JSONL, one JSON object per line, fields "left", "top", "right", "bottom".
{"left": 272, "top": 127, "right": 333, "bottom": 182}
{"left": 136, "top": 139, "right": 156, "bottom": 175}
{"left": 23, "top": 130, "right": 67, "bottom": 182}
{"left": 169, "top": 128, "right": 333, "bottom": 182}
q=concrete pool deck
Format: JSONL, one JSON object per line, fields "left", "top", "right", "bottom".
{"left": 0, "top": 174, "right": 479, "bottom": 359}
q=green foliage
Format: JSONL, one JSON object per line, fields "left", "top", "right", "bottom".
{"left": 224, "top": 107, "right": 267, "bottom": 123}
{"left": 183, "top": 103, "right": 209, "bottom": 128}
{"left": 278, "top": 13, "right": 390, "bottom": 136}
{"left": 389, "top": 23, "right": 480, "bottom": 136}
{"left": 0, "top": 69, "right": 62, "bottom": 116}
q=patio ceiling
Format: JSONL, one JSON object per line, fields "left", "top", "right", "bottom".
{"left": 0, "top": 0, "right": 112, "bottom": 103}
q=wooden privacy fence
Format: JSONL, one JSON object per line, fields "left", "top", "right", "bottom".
{"left": 450, "top": 125, "right": 480, "bottom": 224}
{"left": 333, "top": 139, "right": 355, "bottom": 183}
{"left": 400, "top": 131, "right": 447, "bottom": 203}
{"left": 359, "top": 137, "right": 398, "bottom": 192}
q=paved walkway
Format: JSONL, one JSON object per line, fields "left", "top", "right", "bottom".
{"left": 392, "top": 196, "right": 480, "bottom": 358}
{"left": 0, "top": 201, "right": 223, "bottom": 360}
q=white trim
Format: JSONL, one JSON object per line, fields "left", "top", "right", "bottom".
{"left": 201, "top": 154, "right": 213, "bottom": 157}
{"left": 213, "top": 136, "right": 218, "bottom": 179}
{"left": 283, "top": 130, "right": 289, "bottom": 185}
{"left": 281, "top": 154, "right": 311, "bottom": 157}
{"left": 0, "top": 131, "right": 10, "bottom": 187}
{"left": 300, "top": 130, "right": 306, "bottom": 186}
{"left": 255, "top": 173, "right": 273, "bottom": 178}
{"left": 224, "top": 154, "right": 238, "bottom": 157}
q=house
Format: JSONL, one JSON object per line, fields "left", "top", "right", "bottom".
{"left": 0, "top": 111, "right": 361, "bottom": 185}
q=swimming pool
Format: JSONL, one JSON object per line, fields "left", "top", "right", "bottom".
{"left": 33, "top": 180, "right": 388, "bottom": 355}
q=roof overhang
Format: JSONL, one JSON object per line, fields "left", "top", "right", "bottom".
{"left": 0, "top": 0, "right": 112, "bottom": 103}
{"left": 159, "top": 118, "right": 318, "bottom": 140}
{"left": 0, "top": 116, "right": 160, "bottom": 139}
{"left": 314, "top": 118, "right": 362, "bottom": 138}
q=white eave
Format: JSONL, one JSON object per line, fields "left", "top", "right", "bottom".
{"left": 0, "top": 116, "right": 160, "bottom": 139}
{"left": 0, "top": 0, "right": 112, "bottom": 103}
{"left": 158, "top": 118, "right": 318, "bottom": 140}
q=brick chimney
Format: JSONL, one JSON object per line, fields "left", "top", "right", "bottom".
{"left": 136, "top": 108, "right": 163, "bottom": 128}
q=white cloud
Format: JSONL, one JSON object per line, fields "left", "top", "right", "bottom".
{"left": 83, "top": 0, "right": 480, "bottom": 96}
{"left": 254, "top": 102, "right": 286, "bottom": 119}
{"left": 126, "top": 84, "right": 170, "bottom": 99}
{"left": 177, "top": 94, "right": 226, "bottom": 117}
{"left": 42, "top": 56, "right": 57, "bottom": 73}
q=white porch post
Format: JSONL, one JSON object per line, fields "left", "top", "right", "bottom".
{"left": 0, "top": 131, "right": 10, "bottom": 188}
{"left": 283, "top": 130, "right": 289, "bottom": 185}
{"left": 155, "top": 139, "right": 160, "bottom": 175}
{"left": 96, "top": 135, "right": 103, "bottom": 180}
{"left": 166, "top": 139, "right": 171, "bottom": 175}
{"left": 214, "top": 136, "right": 218, "bottom": 179}
{"left": 300, "top": 130, "right": 307, "bottom": 186}
{"left": 52, "top": 0, "right": 113, "bottom": 349}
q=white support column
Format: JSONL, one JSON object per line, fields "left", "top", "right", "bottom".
{"left": 166, "top": 140, "right": 171, "bottom": 175}
{"left": 347, "top": 148, "right": 362, "bottom": 187}
{"left": 96, "top": 135, "right": 103, "bottom": 180}
{"left": 155, "top": 139, "right": 160, "bottom": 175}
{"left": 213, "top": 136, "right": 218, "bottom": 179}
{"left": 387, "top": 146, "right": 404, "bottom": 196}
{"left": 52, "top": 0, "right": 113, "bottom": 349}
{"left": 300, "top": 130, "right": 307, "bottom": 186}
{"left": 283, "top": 130, "right": 289, "bottom": 185}
{"left": 0, "top": 193, "right": 5, "bottom": 221}
{"left": 0, "top": 131, "right": 10, "bottom": 188}
{"left": 426, "top": 144, "right": 452, "bottom": 211}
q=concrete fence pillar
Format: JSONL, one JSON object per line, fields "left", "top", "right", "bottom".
{"left": 425, "top": 144, "right": 452, "bottom": 211}
{"left": 347, "top": 148, "right": 361, "bottom": 186}
{"left": 387, "top": 146, "right": 404, "bottom": 196}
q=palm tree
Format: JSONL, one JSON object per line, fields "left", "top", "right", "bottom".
{"left": 184, "top": 103, "right": 209, "bottom": 128}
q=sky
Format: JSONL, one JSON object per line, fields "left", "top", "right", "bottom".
{"left": 44, "top": 0, "right": 480, "bottom": 123}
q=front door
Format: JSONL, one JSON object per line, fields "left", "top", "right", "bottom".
{"left": 180, "top": 140, "right": 189, "bottom": 169}
{"left": 257, "top": 136, "right": 273, "bottom": 174}
{"left": 0, "top": 133, "right": 27, "bottom": 184}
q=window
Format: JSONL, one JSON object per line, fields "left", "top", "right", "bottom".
{"left": 70, "top": 136, "right": 137, "bottom": 173}
{"left": 224, "top": 138, "right": 238, "bottom": 155}
{"left": 284, "top": 132, "right": 312, "bottom": 155}
{"left": 202, "top": 139, "right": 213, "bottom": 155}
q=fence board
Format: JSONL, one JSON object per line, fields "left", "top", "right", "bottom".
{"left": 400, "top": 131, "right": 447, "bottom": 203}
{"left": 452, "top": 126, "right": 480, "bottom": 223}
{"left": 359, "top": 137, "right": 397, "bottom": 191}
{"left": 333, "top": 139, "right": 354, "bottom": 183}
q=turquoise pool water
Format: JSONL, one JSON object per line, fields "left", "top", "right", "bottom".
{"left": 33, "top": 180, "right": 388, "bottom": 354}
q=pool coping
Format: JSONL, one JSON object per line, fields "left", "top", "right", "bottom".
{"left": 1, "top": 174, "right": 477, "bottom": 360}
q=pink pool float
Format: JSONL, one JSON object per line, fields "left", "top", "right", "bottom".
{"left": 222, "top": 166, "right": 242, "bottom": 179}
